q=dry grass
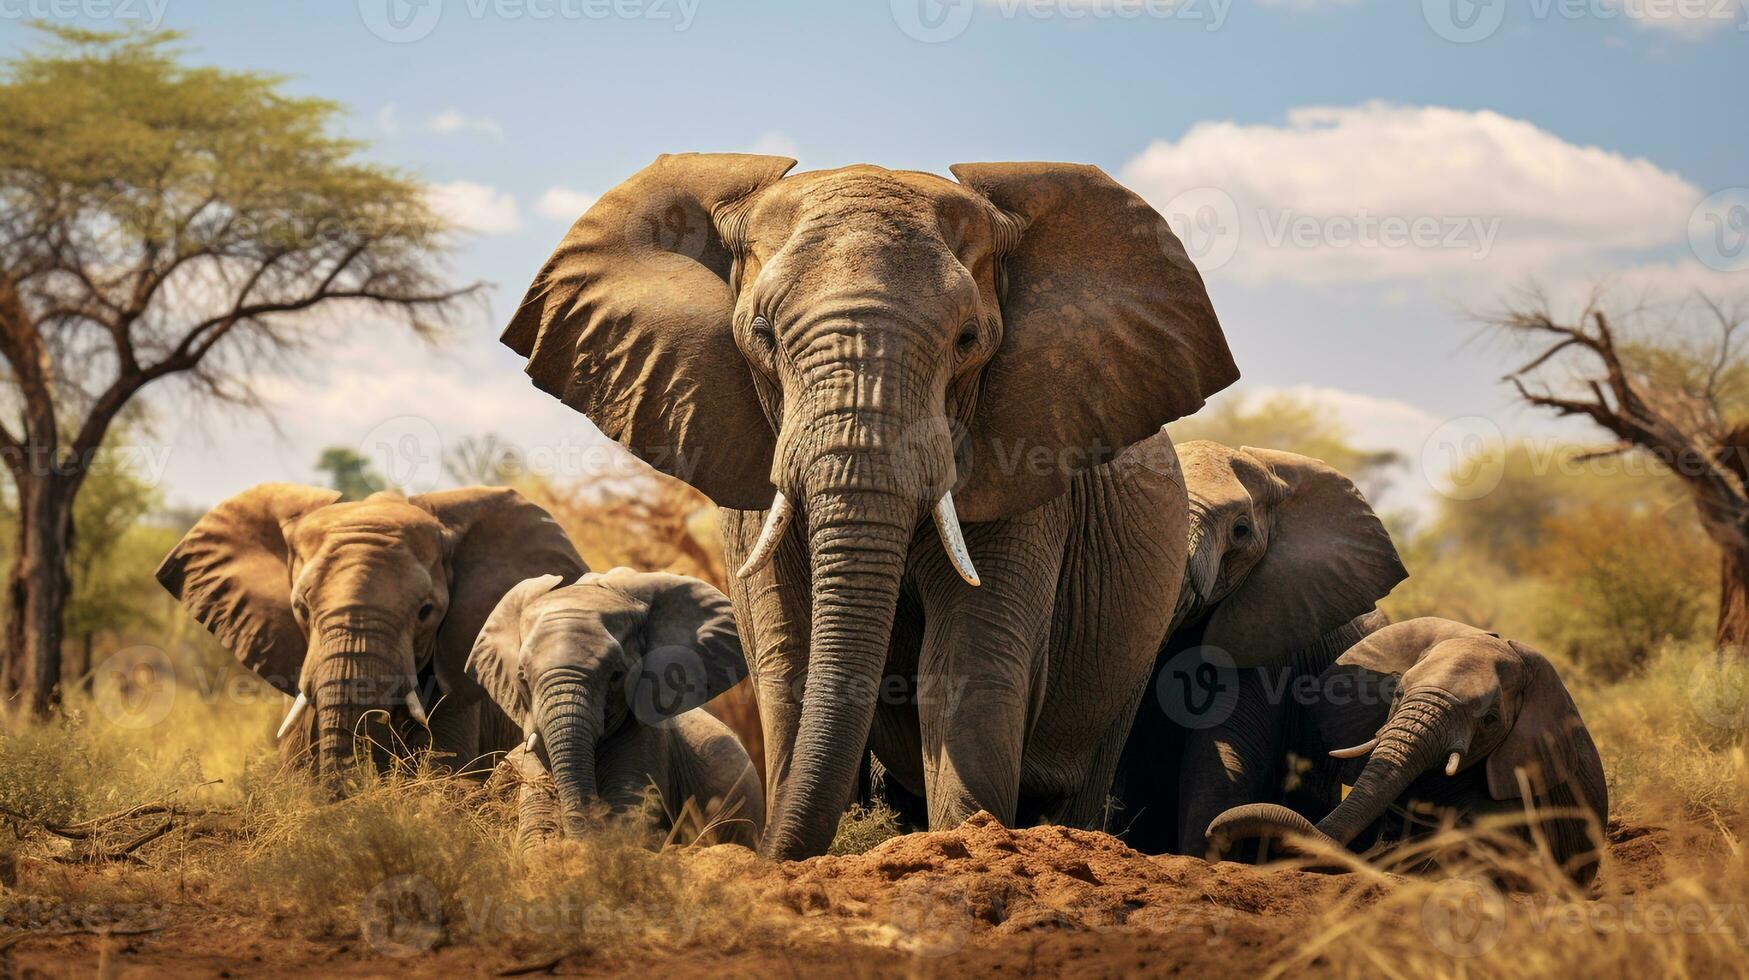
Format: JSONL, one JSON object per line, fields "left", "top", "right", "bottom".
{"left": 0, "top": 678, "right": 759, "bottom": 963}
{"left": 830, "top": 802, "right": 905, "bottom": 856}
{"left": 1, "top": 641, "right": 1747, "bottom": 974}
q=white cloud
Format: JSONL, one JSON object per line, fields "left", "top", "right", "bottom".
{"left": 1225, "top": 384, "right": 1446, "bottom": 459}
{"left": 1121, "top": 103, "right": 1700, "bottom": 286}
{"left": 748, "top": 130, "right": 800, "bottom": 158}
{"left": 426, "top": 109, "right": 505, "bottom": 140}
{"left": 376, "top": 103, "right": 401, "bottom": 134}
{"left": 425, "top": 181, "right": 521, "bottom": 235}
{"left": 536, "top": 187, "right": 598, "bottom": 221}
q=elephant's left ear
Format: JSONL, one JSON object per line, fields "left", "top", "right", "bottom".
{"left": 413, "top": 488, "right": 587, "bottom": 704}
{"left": 465, "top": 574, "right": 566, "bottom": 732}
{"left": 949, "top": 162, "right": 1239, "bottom": 521}
{"left": 627, "top": 572, "right": 747, "bottom": 724}
{"left": 1204, "top": 448, "right": 1408, "bottom": 667}
{"left": 1488, "top": 641, "right": 1607, "bottom": 821}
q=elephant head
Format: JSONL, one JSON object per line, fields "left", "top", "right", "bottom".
{"left": 503, "top": 154, "right": 1238, "bottom": 857}
{"left": 1206, "top": 618, "right": 1608, "bottom": 853}
{"left": 1174, "top": 441, "right": 1407, "bottom": 666}
{"left": 157, "top": 484, "right": 585, "bottom": 774}
{"left": 464, "top": 568, "right": 747, "bottom": 834}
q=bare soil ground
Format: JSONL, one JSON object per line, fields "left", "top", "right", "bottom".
{"left": 3, "top": 814, "right": 1671, "bottom": 979}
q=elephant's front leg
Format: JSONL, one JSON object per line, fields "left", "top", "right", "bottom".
{"left": 909, "top": 513, "right": 1064, "bottom": 829}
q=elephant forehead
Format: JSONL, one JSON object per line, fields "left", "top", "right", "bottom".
{"left": 1411, "top": 637, "right": 1523, "bottom": 692}
{"left": 1179, "top": 442, "right": 1252, "bottom": 502}
{"left": 750, "top": 166, "right": 997, "bottom": 253}
{"left": 288, "top": 500, "right": 443, "bottom": 560}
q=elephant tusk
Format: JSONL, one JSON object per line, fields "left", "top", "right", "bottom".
{"left": 933, "top": 493, "right": 981, "bottom": 587}
{"left": 276, "top": 691, "right": 309, "bottom": 741}
{"left": 735, "top": 492, "right": 794, "bottom": 579}
{"left": 525, "top": 730, "right": 539, "bottom": 753}
{"left": 1328, "top": 736, "right": 1380, "bottom": 759}
{"left": 404, "top": 690, "right": 430, "bottom": 728}
{"left": 1445, "top": 751, "right": 1461, "bottom": 776}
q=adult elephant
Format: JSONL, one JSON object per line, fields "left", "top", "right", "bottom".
{"left": 503, "top": 153, "right": 1238, "bottom": 859}
{"left": 1111, "top": 442, "right": 1407, "bottom": 855}
{"left": 157, "top": 485, "right": 585, "bottom": 776}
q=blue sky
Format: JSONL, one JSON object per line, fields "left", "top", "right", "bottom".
{"left": 2, "top": 0, "right": 1745, "bottom": 510}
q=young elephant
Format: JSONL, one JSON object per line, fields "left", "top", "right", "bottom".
{"left": 1206, "top": 618, "right": 1609, "bottom": 884}
{"left": 466, "top": 568, "right": 763, "bottom": 849}
{"left": 1113, "top": 441, "right": 1407, "bottom": 854}
{"left": 158, "top": 485, "right": 584, "bottom": 775}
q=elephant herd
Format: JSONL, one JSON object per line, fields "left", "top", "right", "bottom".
{"left": 156, "top": 154, "right": 1608, "bottom": 884}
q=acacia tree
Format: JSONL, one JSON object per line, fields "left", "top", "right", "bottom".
{"left": 1501, "top": 288, "right": 1749, "bottom": 649}
{"left": 0, "top": 28, "right": 475, "bottom": 714}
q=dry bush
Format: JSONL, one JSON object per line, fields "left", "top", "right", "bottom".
{"left": 830, "top": 802, "right": 905, "bottom": 856}
{"left": 1575, "top": 640, "right": 1749, "bottom": 827}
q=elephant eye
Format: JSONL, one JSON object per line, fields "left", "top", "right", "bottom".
{"left": 956, "top": 321, "right": 980, "bottom": 353}
{"left": 750, "top": 315, "right": 776, "bottom": 349}
{"left": 1231, "top": 519, "right": 1251, "bottom": 541}
{"left": 417, "top": 601, "right": 436, "bottom": 623}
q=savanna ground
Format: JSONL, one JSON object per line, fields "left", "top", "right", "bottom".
{"left": 1, "top": 635, "right": 1746, "bottom": 979}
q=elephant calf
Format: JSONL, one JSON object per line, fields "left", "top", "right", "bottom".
{"left": 1206, "top": 618, "right": 1609, "bottom": 885}
{"left": 467, "top": 568, "right": 764, "bottom": 850}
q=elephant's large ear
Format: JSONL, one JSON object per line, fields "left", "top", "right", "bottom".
{"left": 1488, "top": 641, "right": 1606, "bottom": 818}
{"left": 155, "top": 484, "right": 340, "bottom": 695}
{"left": 413, "top": 488, "right": 587, "bottom": 704}
{"left": 628, "top": 573, "right": 747, "bottom": 724}
{"left": 1204, "top": 448, "right": 1408, "bottom": 668}
{"left": 464, "top": 574, "right": 565, "bottom": 733}
{"left": 501, "top": 153, "right": 796, "bottom": 509}
{"left": 948, "top": 162, "right": 1239, "bottom": 520}
{"left": 1338, "top": 618, "right": 1491, "bottom": 675}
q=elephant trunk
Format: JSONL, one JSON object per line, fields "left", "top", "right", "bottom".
{"left": 310, "top": 628, "right": 408, "bottom": 777}
{"left": 1204, "top": 689, "right": 1464, "bottom": 852}
{"left": 1314, "top": 688, "right": 1463, "bottom": 845}
{"left": 761, "top": 478, "right": 916, "bottom": 860}
{"left": 537, "top": 674, "right": 607, "bottom": 836}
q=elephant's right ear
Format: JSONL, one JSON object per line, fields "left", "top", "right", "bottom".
{"left": 155, "top": 484, "right": 341, "bottom": 695}
{"left": 501, "top": 152, "right": 796, "bottom": 510}
{"left": 1204, "top": 449, "right": 1408, "bottom": 668}
{"left": 465, "top": 574, "right": 565, "bottom": 733}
